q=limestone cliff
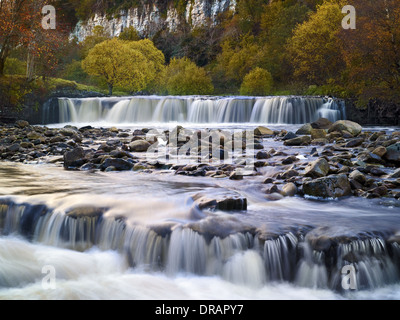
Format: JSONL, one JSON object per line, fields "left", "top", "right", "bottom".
{"left": 72, "top": 0, "right": 236, "bottom": 41}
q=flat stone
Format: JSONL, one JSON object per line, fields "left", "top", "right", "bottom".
{"left": 284, "top": 136, "right": 311, "bottom": 146}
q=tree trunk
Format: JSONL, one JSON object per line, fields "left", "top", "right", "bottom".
{"left": 108, "top": 83, "right": 113, "bottom": 96}
{"left": 0, "top": 57, "right": 5, "bottom": 77}
{"left": 26, "top": 51, "right": 35, "bottom": 81}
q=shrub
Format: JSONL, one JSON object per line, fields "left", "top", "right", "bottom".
{"left": 240, "top": 68, "right": 273, "bottom": 96}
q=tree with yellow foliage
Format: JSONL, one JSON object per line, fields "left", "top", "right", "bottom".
{"left": 286, "top": 0, "right": 346, "bottom": 85}
{"left": 160, "top": 57, "right": 214, "bottom": 95}
{"left": 82, "top": 38, "right": 165, "bottom": 95}
{"left": 240, "top": 67, "right": 273, "bottom": 96}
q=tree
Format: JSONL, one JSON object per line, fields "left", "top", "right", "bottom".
{"left": 339, "top": 0, "right": 400, "bottom": 102}
{"left": 214, "top": 34, "right": 263, "bottom": 91}
{"left": 0, "top": 0, "right": 40, "bottom": 76}
{"left": 286, "top": 0, "right": 346, "bottom": 85}
{"left": 240, "top": 67, "right": 273, "bottom": 96}
{"left": 82, "top": 38, "right": 165, "bottom": 95}
{"left": 80, "top": 25, "right": 109, "bottom": 59}
{"left": 119, "top": 26, "right": 141, "bottom": 41}
{"left": 259, "top": 0, "right": 310, "bottom": 82}
{"left": 126, "top": 39, "right": 166, "bottom": 92}
{"left": 160, "top": 57, "right": 214, "bottom": 95}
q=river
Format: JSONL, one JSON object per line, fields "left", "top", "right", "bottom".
{"left": 1, "top": 95, "right": 399, "bottom": 300}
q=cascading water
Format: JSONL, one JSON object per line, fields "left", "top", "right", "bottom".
{"left": 1, "top": 198, "right": 399, "bottom": 293}
{"left": 52, "top": 96, "right": 346, "bottom": 125}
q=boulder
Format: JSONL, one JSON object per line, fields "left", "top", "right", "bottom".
{"left": 192, "top": 193, "right": 247, "bottom": 211}
{"left": 282, "top": 132, "right": 297, "bottom": 141}
{"left": 311, "top": 118, "right": 333, "bottom": 130}
{"left": 15, "top": 120, "right": 30, "bottom": 128}
{"left": 282, "top": 183, "right": 298, "bottom": 197}
{"left": 311, "top": 129, "right": 327, "bottom": 140}
{"left": 27, "top": 131, "right": 43, "bottom": 140}
{"left": 303, "top": 174, "right": 352, "bottom": 198}
{"left": 284, "top": 135, "right": 311, "bottom": 146}
{"left": 60, "top": 127, "right": 78, "bottom": 137}
{"left": 296, "top": 123, "right": 313, "bottom": 135}
{"left": 64, "top": 147, "right": 86, "bottom": 169}
{"left": 129, "top": 140, "right": 151, "bottom": 152}
{"left": 100, "top": 158, "right": 134, "bottom": 171}
{"left": 349, "top": 170, "right": 366, "bottom": 185}
{"left": 385, "top": 142, "right": 400, "bottom": 163}
{"left": 328, "top": 120, "right": 362, "bottom": 136}
{"left": 345, "top": 138, "right": 364, "bottom": 148}
{"left": 304, "top": 158, "right": 330, "bottom": 178}
{"left": 254, "top": 126, "right": 274, "bottom": 136}
{"left": 372, "top": 146, "right": 387, "bottom": 158}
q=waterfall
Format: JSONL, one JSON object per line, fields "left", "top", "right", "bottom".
{"left": 50, "top": 96, "right": 346, "bottom": 125}
{"left": 1, "top": 199, "right": 398, "bottom": 291}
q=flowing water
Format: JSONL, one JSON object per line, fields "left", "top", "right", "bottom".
{"left": 46, "top": 95, "right": 346, "bottom": 126}
{"left": 1, "top": 95, "right": 400, "bottom": 300}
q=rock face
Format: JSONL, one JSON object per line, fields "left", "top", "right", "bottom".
{"left": 303, "top": 174, "right": 352, "bottom": 198}
{"left": 72, "top": 0, "right": 236, "bottom": 40}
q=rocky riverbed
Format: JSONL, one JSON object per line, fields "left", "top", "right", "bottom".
{"left": 0, "top": 118, "right": 399, "bottom": 206}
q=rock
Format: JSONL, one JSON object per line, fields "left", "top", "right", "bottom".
{"left": 265, "top": 193, "right": 285, "bottom": 201}
{"left": 247, "top": 143, "right": 264, "bottom": 150}
{"left": 60, "top": 127, "right": 77, "bottom": 137}
{"left": 345, "top": 138, "right": 364, "bottom": 148}
{"left": 357, "top": 152, "right": 383, "bottom": 164}
{"left": 280, "top": 169, "right": 300, "bottom": 180}
{"left": 304, "top": 158, "right": 330, "bottom": 178}
{"left": 129, "top": 140, "right": 151, "bottom": 152}
{"left": 64, "top": 147, "right": 86, "bottom": 169}
{"left": 256, "top": 151, "right": 270, "bottom": 160}
{"left": 282, "top": 183, "right": 298, "bottom": 197}
{"left": 26, "top": 131, "right": 43, "bottom": 140}
{"left": 296, "top": 123, "right": 313, "bottom": 135}
{"left": 368, "top": 166, "right": 386, "bottom": 177}
{"left": 15, "top": 120, "right": 30, "bottom": 128}
{"left": 369, "top": 186, "right": 388, "bottom": 197}
{"left": 100, "top": 158, "right": 134, "bottom": 171}
{"left": 254, "top": 126, "right": 274, "bottom": 136}
{"left": 349, "top": 179, "right": 363, "bottom": 190}
{"left": 385, "top": 142, "right": 400, "bottom": 162}
{"left": 284, "top": 135, "right": 311, "bottom": 146}
{"left": 20, "top": 142, "right": 34, "bottom": 149}
{"left": 193, "top": 193, "right": 247, "bottom": 211}
{"left": 282, "top": 156, "right": 297, "bottom": 165}
{"left": 349, "top": 170, "right": 366, "bottom": 185}
{"left": 229, "top": 171, "right": 244, "bottom": 180}
{"left": 391, "top": 168, "right": 400, "bottom": 178}
{"left": 311, "top": 129, "right": 327, "bottom": 140}
{"left": 328, "top": 120, "right": 362, "bottom": 136}
{"left": 6, "top": 143, "right": 20, "bottom": 153}
{"left": 263, "top": 177, "right": 274, "bottom": 184}
{"left": 311, "top": 118, "right": 333, "bottom": 130}
{"left": 303, "top": 174, "right": 352, "bottom": 198}
{"left": 372, "top": 146, "right": 387, "bottom": 158}
{"left": 282, "top": 132, "right": 297, "bottom": 141}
